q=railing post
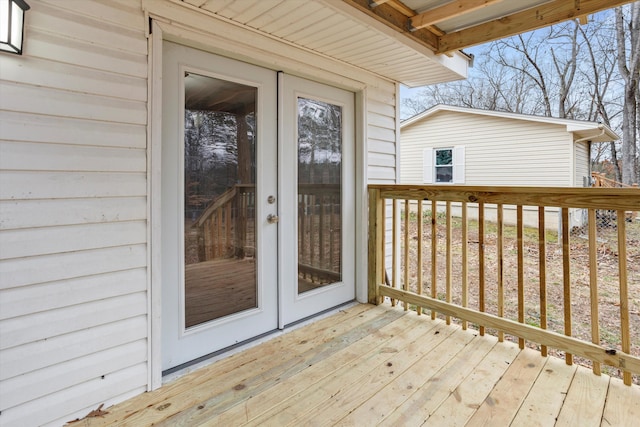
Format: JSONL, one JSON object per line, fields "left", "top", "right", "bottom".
{"left": 368, "top": 188, "right": 384, "bottom": 305}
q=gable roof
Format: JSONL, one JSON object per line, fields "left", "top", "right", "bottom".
{"left": 401, "top": 104, "right": 620, "bottom": 143}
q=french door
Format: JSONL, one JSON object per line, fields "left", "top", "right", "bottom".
{"left": 161, "top": 42, "right": 354, "bottom": 371}
{"left": 279, "top": 74, "right": 355, "bottom": 326}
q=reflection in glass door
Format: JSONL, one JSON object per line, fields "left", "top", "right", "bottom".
{"left": 297, "top": 98, "right": 342, "bottom": 293}
{"left": 183, "top": 72, "right": 257, "bottom": 327}
{"left": 279, "top": 73, "right": 354, "bottom": 326}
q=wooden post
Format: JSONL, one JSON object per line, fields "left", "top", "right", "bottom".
{"left": 368, "top": 188, "right": 384, "bottom": 304}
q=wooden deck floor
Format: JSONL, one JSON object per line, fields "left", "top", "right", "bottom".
{"left": 83, "top": 304, "right": 639, "bottom": 426}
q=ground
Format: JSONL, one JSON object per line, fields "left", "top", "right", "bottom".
{"left": 399, "top": 208, "right": 640, "bottom": 384}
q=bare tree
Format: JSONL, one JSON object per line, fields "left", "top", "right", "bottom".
{"left": 402, "top": 4, "right": 640, "bottom": 183}
{"left": 615, "top": 4, "right": 640, "bottom": 185}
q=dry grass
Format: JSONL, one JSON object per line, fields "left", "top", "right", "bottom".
{"left": 399, "top": 208, "right": 640, "bottom": 384}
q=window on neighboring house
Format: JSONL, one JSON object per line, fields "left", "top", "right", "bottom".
{"left": 435, "top": 148, "right": 453, "bottom": 183}
{"left": 423, "top": 146, "right": 465, "bottom": 184}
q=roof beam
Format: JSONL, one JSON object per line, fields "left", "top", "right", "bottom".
{"left": 437, "top": 0, "right": 635, "bottom": 53}
{"left": 409, "top": 0, "right": 505, "bottom": 31}
{"left": 344, "top": 0, "right": 440, "bottom": 52}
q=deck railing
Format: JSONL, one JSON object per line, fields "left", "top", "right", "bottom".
{"left": 298, "top": 183, "right": 342, "bottom": 284}
{"left": 193, "top": 184, "right": 255, "bottom": 260}
{"left": 368, "top": 185, "right": 640, "bottom": 385}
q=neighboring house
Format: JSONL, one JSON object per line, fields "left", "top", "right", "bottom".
{"left": 400, "top": 104, "right": 619, "bottom": 228}
{"left": 0, "top": 1, "right": 629, "bottom": 426}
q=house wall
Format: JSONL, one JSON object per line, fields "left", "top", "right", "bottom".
{"left": 400, "top": 110, "right": 591, "bottom": 229}
{"left": 401, "top": 110, "right": 575, "bottom": 186}
{"left": 0, "top": 1, "right": 149, "bottom": 426}
{"left": 0, "top": 1, "right": 400, "bottom": 425}
{"left": 575, "top": 140, "right": 590, "bottom": 187}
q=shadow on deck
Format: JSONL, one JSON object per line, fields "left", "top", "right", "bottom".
{"left": 81, "top": 304, "right": 639, "bottom": 426}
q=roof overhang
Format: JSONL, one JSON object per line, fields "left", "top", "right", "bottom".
{"left": 344, "top": 0, "right": 636, "bottom": 54}
{"left": 177, "top": 0, "right": 634, "bottom": 87}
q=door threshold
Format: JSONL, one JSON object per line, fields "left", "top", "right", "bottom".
{"left": 162, "top": 300, "right": 359, "bottom": 384}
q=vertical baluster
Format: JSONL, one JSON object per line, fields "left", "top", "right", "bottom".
{"left": 446, "top": 201, "right": 452, "bottom": 324}
{"left": 310, "top": 194, "right": 316, "bottom": 277}
{"left": 431, "top": 199, "right": 437, "bottom": 320}
{"left": 588, "top": 208, "right": 600, "bottom": 375}
{"left": 205, "top": 218, "right": 212, "bottom": 260}
{"left": 403, "top": 199, "right": 410, "bottom": 311}
{"left": 617, "top": 210, "right": 631, "bottom": 385}
{"left": 381, "top": 196, "right": 386, "bottom": 304}
{"left": 479, "top": 202, "right": 485, "bottom": 336}
{"left": 538, "top": 206, "right": 547, "bottom": 357}
{"left": 461, "top": 201, "right": 468, "bottom": 330}
{"left": 319, "top": 193, "right": 326, "bottom": 271}
{"left": 562, "top": 207, "right": 573, "bottom": 365}
{"left": 226, "top": 202, "right": 232, "bottom": 257}
{"left": 417, "top": 201, "right": 424, "bottom": 316}
{"left": 517, "top": 205, "right": 525, "bottom": 349}
{"left": 330, "top": 193, "right": 335, "bottom": 273}
{"left": 392, "top": 200, "right": 399, "bottom": 307}
{"left": 299, "top": 193, "right": 304, "bottom": 273}
{"left": 497, "top": 204, "right": 504, "bottom": 343}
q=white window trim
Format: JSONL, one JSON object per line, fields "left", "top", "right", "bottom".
{"left": 424, "top": 146, "right": 465, "bottom": 184}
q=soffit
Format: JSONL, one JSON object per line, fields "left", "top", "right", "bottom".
{"left": 181, "top": 0, "right": 468, "bottom": 87}
{"left": 180, "top": 0, "right": 634, "bottom": 87}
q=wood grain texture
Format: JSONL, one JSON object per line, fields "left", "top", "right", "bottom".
{"left": 77, "top": 304, "right": 640, "bottom": 427}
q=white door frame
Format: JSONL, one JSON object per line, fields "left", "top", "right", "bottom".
{"left": 147, "top": 18, "right": 369, "bottom": 391}
{"left": 278, "top": 73, "right": 356, "bottom": 327}
{"left": 159, "top": 41, "right": 279, "bottom": 372}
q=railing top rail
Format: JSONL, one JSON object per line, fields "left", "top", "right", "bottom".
{"left": 368, "top": 184, "right": 640, "bottom": 211}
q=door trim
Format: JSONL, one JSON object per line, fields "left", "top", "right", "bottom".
{"left": 148, "top": 20, "right": 369, "bottom": 391}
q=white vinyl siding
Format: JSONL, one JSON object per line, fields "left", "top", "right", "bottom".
{"left": 0, "top": 1, "right": 149, "bottom": 426}
{"left": 402, "top": 110, "right": 573, "bottom": 186}
{"left": 0, "top": 1, "right": 402, "bottom": 425}
{"left": 366, "top": 83, "right": 398, "bottom": 184}
{"left": 575, "top": 141, "right": 590, "bottom": 187}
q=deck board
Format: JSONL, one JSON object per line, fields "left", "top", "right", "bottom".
{"left": 511, "top": 356, "right": 576, "bottom": 426}
{"left": 466, "top": 347, "right": 546, "bottom": 426}
{"left": 83, "top": 304, "right": 640, "bottom": 427}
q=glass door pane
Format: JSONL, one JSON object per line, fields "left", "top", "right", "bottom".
{"left": 297, "top": 97, "right": 342, "bottom": 294}
{"left": 184, "top": 72, "right": 257, "bottom": 327}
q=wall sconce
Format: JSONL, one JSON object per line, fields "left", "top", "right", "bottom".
{"left": 0, "top": 0, "right": 30, "bottom": 55}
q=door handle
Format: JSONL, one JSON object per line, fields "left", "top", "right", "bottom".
{"left": 267, "top": 214, "right": 279, "bottom": 224}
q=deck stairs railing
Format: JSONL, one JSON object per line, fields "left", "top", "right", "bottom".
{"left": 368, "top": 185, "right": 640, "bottom": 385}
{"left": 192, "top": 183, "right": 342, "bottom": 286}
{"left": 193, "top": 184, "right": 255, "bottom": 260}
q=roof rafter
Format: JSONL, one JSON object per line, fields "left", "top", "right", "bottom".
{"left": 409, "top": 0, "right": 505, "bottom": 31}
{"left": 437, "top": 0, "right": 634, "bottom": 53}
{"left": 342, "top": 0, "right": 635, "bottom": 56}
{"left": 344, "top": 0, "right": 440, "bottom": 52}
